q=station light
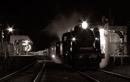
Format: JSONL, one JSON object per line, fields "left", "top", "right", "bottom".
{"left": 7, "top": 26, "right": 14, "bottom": 33}
{"left": 7, "top": 28, "right": 13, "bottom": 32}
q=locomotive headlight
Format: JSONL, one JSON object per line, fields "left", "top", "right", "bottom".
{"left": 72, "top": 37, "right": 76, "bottom": 41}
{"left": 81, "top": 21, "right": 88, "bottom": 29}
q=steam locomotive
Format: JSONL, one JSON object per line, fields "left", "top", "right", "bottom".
{"left": 55, "top": 21, "right": 104, "bottom": 70}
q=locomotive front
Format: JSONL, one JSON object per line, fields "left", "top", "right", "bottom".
{"left": 62, "top": 21, "right": 103, "bottom": 69}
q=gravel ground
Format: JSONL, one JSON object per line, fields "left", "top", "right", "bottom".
{"left": 104, "top": 57, "right": 130, "bottom": 77}
{"left": 106, "top": 65, "right": 130, "bottom": 77}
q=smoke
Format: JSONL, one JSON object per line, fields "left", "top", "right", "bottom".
{"left": 42, "top": 12, "right": 83, "bottom": 41}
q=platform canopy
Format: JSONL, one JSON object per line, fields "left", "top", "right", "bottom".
{"left": 10, "top": 35, "right": 33, "bottom": 44}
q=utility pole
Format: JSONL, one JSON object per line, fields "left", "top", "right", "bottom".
{"left": 1, "top": 29, "right": 4, "bottom": 51}
{"left": 1, "top": 30, "right": 4, "bottom": 43}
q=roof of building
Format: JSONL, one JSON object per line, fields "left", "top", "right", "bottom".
{"left": 10, "top": 35, "right": 33, "bottom": 44}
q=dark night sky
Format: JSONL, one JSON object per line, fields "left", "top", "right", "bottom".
{"left": 0, "top": 1, "right": 129, "bottom": 50}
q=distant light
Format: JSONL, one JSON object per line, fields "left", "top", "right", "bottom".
{"left": 51, "top": 54, "right": 55, "bottom": 58}
{"left": 95, "top": 37, "right": 99, "bottom": 40}
{"left": 81, "top": 21, "right": 88, "bottom": 29}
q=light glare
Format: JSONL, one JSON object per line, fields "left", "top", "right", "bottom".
{"left": 7, "top": 27, "right": 14, "bottom": 32}
{"left": 81, "top": 21, "right": 88, "bottom": 29}
{"left": 51, "top": 54, "right": 55, "bottom": 58}
{"left": 72, "top": 37, "right": 76, "bottom": 41}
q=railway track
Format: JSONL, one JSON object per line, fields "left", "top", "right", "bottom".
{"left": 0, "top": 60, "right": 45, "bottom": 82}
{"left": 38, "top": 62, "right": 92, "bottom": 82}
{"left": 78, "top": 69, "right": 130, "bottom": 82}
{"left": 33, "top": 62, "right": 45, "bottom": 82}
{"left": 65, "top": 64, "right": 130, "bottom": 82}
{"left": 37, "top": 62, "right": 130, "bottom": 82}
{"left": 1, "top": 60, "right": 130, "bottom": 82}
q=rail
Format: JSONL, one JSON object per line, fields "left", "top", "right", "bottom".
{"left": 33, "top": 63, "right": 46, "bottom": 82}
{"left": 0, "top": 61, "right": 37, "bottom": 81}
{"left": 98, "top": 69, "right": 130, "bottom": 80}
{"left": 64, "top": 64, "right": 100, "bottom": 82}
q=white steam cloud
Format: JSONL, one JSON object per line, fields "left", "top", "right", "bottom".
{"left": 42, "top": 12, "right": 83, "bottom": 41}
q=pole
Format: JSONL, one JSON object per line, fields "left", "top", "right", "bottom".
{"left": 1, "top": 30, "right": 3, "bottom": 51}
{"left": 1, "top": 30, "right": 3, "bottom": 43}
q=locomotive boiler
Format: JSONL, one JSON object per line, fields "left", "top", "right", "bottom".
{"left": 56, "top": 21, "right": 104, "bottom": 70}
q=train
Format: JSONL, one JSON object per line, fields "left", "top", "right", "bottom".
{"left": 48, "top": 21, "right": 104, "bottom": 70}
{"left": 48, "top": 21, "right": 128, "bottom": 70}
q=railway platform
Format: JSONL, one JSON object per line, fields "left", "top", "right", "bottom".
{"left": 106, "top": 65, "right": 130, "bottom": 77}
